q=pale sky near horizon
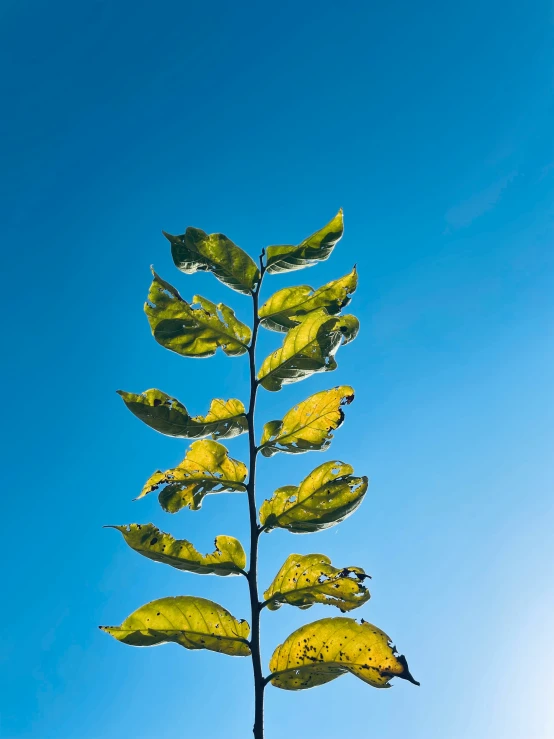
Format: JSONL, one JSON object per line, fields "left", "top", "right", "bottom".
{"left": 2, "top": 2, "right": 554, "bottom": 738}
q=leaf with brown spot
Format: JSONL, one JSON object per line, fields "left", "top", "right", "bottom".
{"left": 263, "top": 553, "right": 370, "bottom": 611}
{"left": 259, "top": 386, "right": 354, "bottom": 457}
{"left": 100, "top": 596, "right": 251, "bottom": 656}
{"left": 117, "top": 389, "right": 247, "bottom": 440}
{"left": 107, "top": 524, "right": 247, "bottom": 576}
{"left": 268, "top": 617, "right": 419, "bottom": 690}
{"left": 259, "top": 460, "right": 368, "bottom": 533}
{"left": 138, "top": 439, "right": 247, "bottom": 513}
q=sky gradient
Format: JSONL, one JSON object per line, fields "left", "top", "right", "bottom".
{"left": 2, "top": 2, "right": 554, "bottom": 738}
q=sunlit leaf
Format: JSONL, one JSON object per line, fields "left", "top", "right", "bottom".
{"left": 266, "top": 210, "right": 344, "bottom": 274}
{"left": 259, "top": 460, "right": 367, "bottom": 533}
{"left": 259, "top": 385, "right": 354, "bottom": 457}
{"left": 263, "top": 554, "right": 370, "bottom": 611}
{"left": 257, "top": 310, "right": 359, "bottom": 392}
{"left": 268, "top": 617, "right": 419, "bottom": 689}
{"left": 100, "top": 596, "right": 251, "bottom": 656}
{"left": 165, "top": 227, "right": 260, "bottom": 295}
{"left": 138, "top": 440, "right": 247, "bottom": 513}
{"left": 117, "top": 389, "right": 247, "bottom": 440}
{"left": 259, "top": 267, "right": 358, "bottom": 332}
{"left": 107, "top": 524, "right": 247, "bottom": 576}
{"left": 144, "top": 270, "right": 251, "bottom": 358}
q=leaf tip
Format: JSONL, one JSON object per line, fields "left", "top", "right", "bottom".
{"left": 397, "top": 654, "right": 420, "bottom": 686}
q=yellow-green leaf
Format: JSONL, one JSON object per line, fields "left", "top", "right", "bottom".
{"left": 117, "top": 389, "right": 247, "bottom": 440}
{"left": 100, "top": 596, "right": 251, "bottom": 657}
{"left": 257, "top": 310, "right": 359, "bottom": 392}
{"left": 259, "top": 460, "right": 367, "bottom": 533}
{"left": 138, "top": 440, "right": 247, "bottom": 513}
{"left": 259, "top": 267, "right": 358, "bottom": 332}
{"left": 108, "top": 524, "right": 247, "bottom": 576}
{"left": 165, "top": 227, "right": 260, "bottom": 295}
{"left": 263, "top": 554, "right": 370, "bottom": 611}
{"left": 259, "top": 386, "right": 354, "bottom": 457}
{"left": 266, "top": 210, "right": 344, "bottom": 275}
{"left": 268, "top": 617, "right": 419, "bottom": 689}
{"left": 144, "top": 270, "right": 251, "bottom": 358}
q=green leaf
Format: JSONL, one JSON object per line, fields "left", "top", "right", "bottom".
{"left": 117, "top": 389, "right": 248, "bottom": 440}
{"left": 259, "top": 267, "right": 358, "bottom": 332}
{"left": 165, "top": 227, "right": 260, "bottom": 295}
{"left": 144, "top": 270, "right": 251, "bottom": 358}
{"left": 266, "top": 209, "right": 344, "bottom": 274}
{"left": 263, "top": 554, "right": 370, "bottom": 611}
{"left": 108, "top": 524, "right": 247, "bottom": 576}
{"left": 100, "top": 596, "right": 251, "bottom": 656}
{"left": 138, "top": 439, "right": 247, "bottom": 513}
{"left": 259, "top": 460, "right": 368, "bottom": 533}
{"left": 259, "top": 385, "right": 354, "bottom": 457}
{"left": 257, "top": 310, "right": 359, "bottom": 392}
{"left": 268, "top": 617, "right": 419, "bottom": 689}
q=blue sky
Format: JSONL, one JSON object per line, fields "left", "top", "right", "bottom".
{"left": 2, "top": 1, "right": 554, "bottom": 738}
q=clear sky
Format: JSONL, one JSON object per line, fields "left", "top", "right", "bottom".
{"left": 2, "top": 2, "right": 554, "bottom": 738}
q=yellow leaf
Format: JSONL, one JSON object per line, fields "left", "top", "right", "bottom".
{"left": 144, "top": 270, "right": 251, "bottom": 358}
{"left": 266, "top": 210, "right": 344, "bottom": 274}
{"left": 100, "top": 596, "right": 251, "bottom": 657}
{"left": 165, "top": 227, "right": 260, "bottom": 295}
{"left": 257, "top": 310, "right": 359, "bottom": 392}
{"left": 263, "top": 553, "right": 370, "bottom": 611}
{"left": 117, "top": 389, "right": 247, "bottom": 439}
{"left": 108, "top": 524, "right": 246, "bottom": 576}
{"left": 259, "top": 460, "right": 368, "bottom": 533}
{"left": 138, "top": 439, "right": 247, "bottom": 513}
{"left": 269, "top": 617, "right": 419, "bottom": 689}
{"left": 259, "top": 386, "right": 354, "bottom": 457}
{"left": 259, "top": 267, "right": 357, "bottom": 332}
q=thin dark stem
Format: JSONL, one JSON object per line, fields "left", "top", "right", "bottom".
{"left": 247, "top": 256, "right": 266, "bottom": 739}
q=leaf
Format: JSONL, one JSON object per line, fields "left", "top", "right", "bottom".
{"left": 100, "top": 596, "right": 251, "bottom": 656}
{"left": 144, "top": 270, "right": 251, "bottom": 358}
{"left": 117, "top": 389, "right": 248, "bottom": 440}
{"left": 257, "top": 310, "right": 359, "bottom": 392}
{"left": 259, "top": 460, "right": 367, "bottom": 533}
{"left": 263, "top": 554, "right": 370, "bottom": 611}
{"left": 165, "top": 227, "right": 260, "bottom": 295}
{"left": 268, "top": 617, "right": 419, "bottom": 689}
{"left": 259, "top": 267, "right": 358, "bottom": 333}
{"left": 108, "top": 524, "right": 246, "bottom": 576}
{"left": 266, "top": 209, "right": 344, "bottom": 275}
{"left": 138, "top": 440, "right": 247, "bottom": 513}
{"left": 259, "top": 385, "right": 354, "bottom": 457}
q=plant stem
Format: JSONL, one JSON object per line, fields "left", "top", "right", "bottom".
{"left": 247, "top": 258, "right": 265, "bottom": 739}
